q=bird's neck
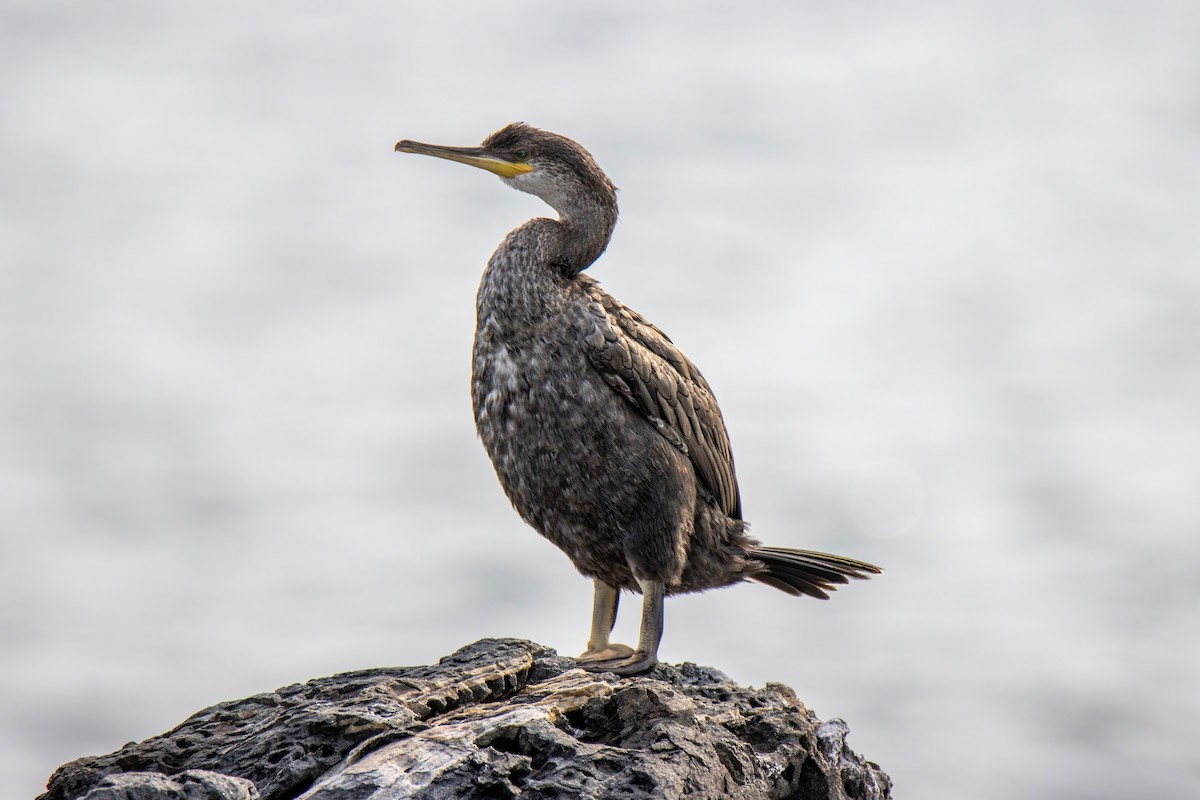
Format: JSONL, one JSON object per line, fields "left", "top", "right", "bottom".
{"left": 476, "top": 202, "right": 613, "bottom": 330}
{"left": 552, "top": 196, "right": 618, "bottom": 273}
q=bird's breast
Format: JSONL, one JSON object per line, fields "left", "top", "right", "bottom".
{"left": 471, "top": 322, "right": 601, "bottom": 444}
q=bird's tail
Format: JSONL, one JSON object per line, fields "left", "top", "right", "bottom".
{"left": 748, "top": 546, "right": 882, "bottom": 600}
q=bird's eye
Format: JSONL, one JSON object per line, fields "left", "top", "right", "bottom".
{"left": 514, "top": 149, "right": 530, "bottom": 161}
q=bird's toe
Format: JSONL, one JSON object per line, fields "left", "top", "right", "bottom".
{"left": 578, "top": 649, "right": 657, "bottom": 676}
{"left": 575, "top": 643, "right": 635, "bottom": 664}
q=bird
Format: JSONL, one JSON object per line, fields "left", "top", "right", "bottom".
{"left": 393, "top": 123, "right": 881, "bottom": 675}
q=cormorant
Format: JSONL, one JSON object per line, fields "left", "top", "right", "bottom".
{"left": 394, "top": 123, "right": 880, "bottom": 675}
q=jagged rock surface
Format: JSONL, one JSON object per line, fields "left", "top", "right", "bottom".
{"left": 73, "top": 770, "right": 260, "bottom": 800}
{"left": 41, "top": 639, "right": 890, "bottom": 800}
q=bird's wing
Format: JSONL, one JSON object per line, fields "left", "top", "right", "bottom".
{"left": 580, "top": 289, "right": 742, "bottom": 519}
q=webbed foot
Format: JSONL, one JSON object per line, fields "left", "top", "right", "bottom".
{"left": 578, "top": 649, "right": 658, "bottom": 676}
{"left": 576, "top": 643, "right": 635, "bottom": 664}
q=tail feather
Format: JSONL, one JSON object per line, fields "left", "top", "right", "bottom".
{"left": 749, "top": 546, "right": 882, "bottom": 600}
{"left": 755, "top": 561, "right": 840, "bottom": 599}
{"left": 751, "top": 572, "right": 807, "bottom": 597}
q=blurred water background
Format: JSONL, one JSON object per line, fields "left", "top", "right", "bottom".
{"left": 3, "top": 1, "right": 1199, "bottom": 798}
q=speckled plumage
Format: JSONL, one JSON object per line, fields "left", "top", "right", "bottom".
{"left": 395, "top": 123, "right": 880, "bottom": 673}
{"left": 473, "top": 240, "right": 754, "bottom": 594}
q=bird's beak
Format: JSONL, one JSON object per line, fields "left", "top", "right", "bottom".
{"left": 394, "top": 139, "right": 534, "bottom": 179}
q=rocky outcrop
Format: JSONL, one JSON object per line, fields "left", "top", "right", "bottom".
{"left": 40, "top": 639, "right": 890, "bottom": 800}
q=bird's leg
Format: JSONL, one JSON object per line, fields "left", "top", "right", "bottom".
{"left": 576, "top": 579, "right": 634, "bottom": 664}
{"left": 579, "top": 578, "right": 664, "bottom": 676}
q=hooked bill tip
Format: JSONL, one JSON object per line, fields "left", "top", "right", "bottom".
{"left": 394, "top": 140, "right": 415, "bottom": 153}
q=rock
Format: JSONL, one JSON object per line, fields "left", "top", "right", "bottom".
{"left": 76, "top": 770, "right": 259, "bottom": 800}
{"left": 40, "top": 639, "right": 890, "bottom": 800}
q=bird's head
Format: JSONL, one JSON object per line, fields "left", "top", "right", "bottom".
{"left": 395, "top": 123, "right": 616, "bottom": 220}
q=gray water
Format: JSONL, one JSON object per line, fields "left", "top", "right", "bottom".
{"left": 3, "top": 2, "right": 1198, "bottom": 798}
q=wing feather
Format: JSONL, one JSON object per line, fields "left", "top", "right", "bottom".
{"left": 580, "top": 287, "right": 742, "bottom": 519}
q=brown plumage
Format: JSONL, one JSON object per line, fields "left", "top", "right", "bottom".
{"left": 394, "top": 123, "right": 881, "bottom": 674}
